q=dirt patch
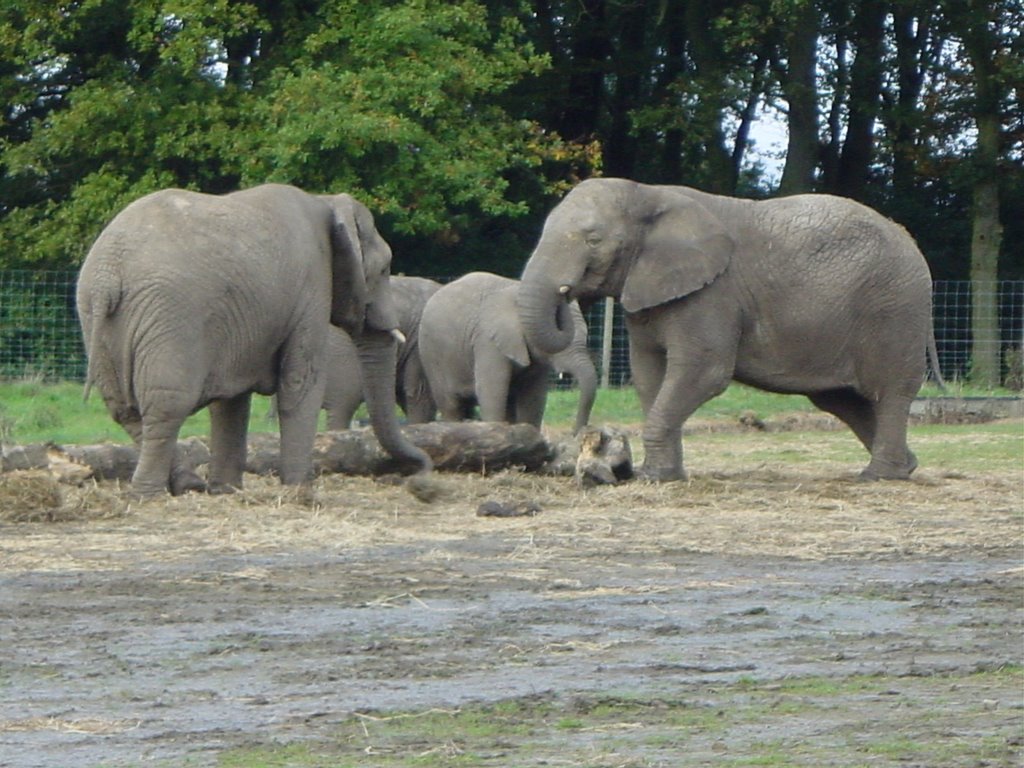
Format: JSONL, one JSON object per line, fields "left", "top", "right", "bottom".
{"left": 0, "top": 421, "right": 1021, "bottom": 766}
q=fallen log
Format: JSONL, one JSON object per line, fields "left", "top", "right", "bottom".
{"left": 2, "top": 422, "right": 558, "bottom": 482}
{"left": 248, "top": 422, "right": 554, "bottom": 476}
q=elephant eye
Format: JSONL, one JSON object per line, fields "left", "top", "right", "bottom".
{"left": 584, "top": 235, "right": 602, "bottom": 248}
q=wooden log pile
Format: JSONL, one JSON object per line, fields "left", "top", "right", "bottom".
{"left": 1, "top": 422, "right": 638, "bottom": 485}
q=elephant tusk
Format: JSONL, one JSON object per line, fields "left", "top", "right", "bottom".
{"left": 558, "top": 285, "right": 571, "bottom": 295}
{"left": 390, "top": 328, "right": 407, "bottom": 345}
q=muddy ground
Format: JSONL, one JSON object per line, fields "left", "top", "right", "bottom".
{"left": 0, "top": 418, "right": 1022, "bottom": 767}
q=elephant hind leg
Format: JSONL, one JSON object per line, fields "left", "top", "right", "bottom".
{"left": 325, "top": 388, "right": 362, "bottom": 430}
{"left": 207, "top": 393, "right": 252, "bottom": 493}
{"left": 861, "top": 390, "right": 917, "bottom": 480}
{"left": 111, "top": 398, "right": 204, "bottom": 497}
{"left": 133, "top": 408, "right": 192, "bottom": 497}
{"left": 511, "top": 366, "right": 550, "bottom": 428}
{"left": 808, "top": 388, "right": 876, "bottom": 451}
{"left": 808, "top": 388, "right": 916, "bottom": 480}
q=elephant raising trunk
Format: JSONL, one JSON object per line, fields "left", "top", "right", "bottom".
{"left": 518, "top": 177, "right": 938, "bottom": 482}
{"left": 515, "top": 276, "right": 577, "bottom": 357}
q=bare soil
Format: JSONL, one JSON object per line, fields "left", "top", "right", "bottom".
{"left": 0, "top": 420, "right": 1021, "bottom": 767}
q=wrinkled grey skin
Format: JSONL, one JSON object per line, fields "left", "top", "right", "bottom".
{"left": 77, "top": 183, "right": 431, "bottom": 496}
{"left": 419, "top": 271, "right": 597, "bottom": 432}
{"left": 319, "top": 276, "right": 441, "bottom": 429}
{"left": 518, "top": 178, "right": 937, "bottom": 482}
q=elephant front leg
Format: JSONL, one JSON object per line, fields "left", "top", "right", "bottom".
{"left": 207, "top": 393, "right": 253, "bottom": 493}
{"left": 474, "top": 351, "right": 513, "bottom": 423}
{"left": 276, "top": 374, "right": 326, "bottom": 486}
{"left": 629, "top": 333, "right": 731, "bottom": 482}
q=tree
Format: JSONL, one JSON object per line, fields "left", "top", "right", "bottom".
{"left": 0, "top": 0, "right": 564, "bottom": 275}
{"left": 0, "top": 0, "right": 266, "bottom": 267}
{"left": 952, "top": 0, "right": 1017, "bottom": 386}
{"left": 2, "top": 0, "right": 1019, "bottom": 322}
{"left": 773, "top": 0, "right": 820, "bottom": 195}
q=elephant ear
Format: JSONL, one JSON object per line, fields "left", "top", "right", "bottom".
{"left": 486, "top": 286, "right": 531, "bottom": 368}
{"left": 326, "top": 195, "right": 370, "bottom": 334}
{"left": 621, "top": 192, "right": 735, "bottom": 313}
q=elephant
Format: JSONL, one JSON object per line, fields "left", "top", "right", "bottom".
{"left": 517, "top": 177, "right": 939, "bottom": 482}
{"left": 418, "top": 271, "right": 597, "bottom": 432}
{"left": 317, "top": 276, "right": 441, "bottom": 429}
{"left": 76, "top": 183, "right": 431, "bottom": 496}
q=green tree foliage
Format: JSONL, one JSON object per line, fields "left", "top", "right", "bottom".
{"left": 0, "top": 0, "right": 590, "bottom": 274}
{"left": 242, "top": 3, "right": 550, "bottom": 234}
{"left": 0, "top": 0, "right": 1018, "bottom": 288}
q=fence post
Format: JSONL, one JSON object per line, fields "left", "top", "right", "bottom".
{"left": 600, "top": 297, "right": 614, "bottom": 388}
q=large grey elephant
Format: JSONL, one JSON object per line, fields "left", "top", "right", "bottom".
{"left": 419, "top": 271, "right": 597, "bottom": 432}
{"left": 318, "top": 276, "right": 441, "bottom": 429}
{"left": 517, "top": 178, "right": 938, "bottom": 481}
{"left": 77, "top": 183, "right": 431, "bottom": 496}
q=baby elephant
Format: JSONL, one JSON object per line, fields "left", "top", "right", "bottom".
{"left": 418, "top": 271, "right": 597, "bottom": 432}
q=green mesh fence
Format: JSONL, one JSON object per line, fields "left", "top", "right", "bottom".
{"left": 0, "top": 271, "right": 1021, "bottom": 389}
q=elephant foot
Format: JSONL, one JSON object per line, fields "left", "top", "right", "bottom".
{"left": 206, "top": 481, "right": 241, "bottom": 495}
{"left": 636, "top": 463, "right": 687, "bottom": 483}
{"left": 125, "top": 484, "right": 168, "bottom": 501}
{"left": 858, "top": 451, "right": 917, "bottom": 482}
{"left": 278, "top": 481, "right": 319, "bottom": 508}
{"left": 170, "top": 468, "right": 208, "bottom": 496}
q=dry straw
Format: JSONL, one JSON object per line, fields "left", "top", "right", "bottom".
{"left": 0, "top": 473, "right": 127, "bottom": 523}
{"left": 0, "top": 421, "right": 1019, "bottom": 573}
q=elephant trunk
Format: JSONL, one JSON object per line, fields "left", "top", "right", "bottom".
{"left": 356, "top": 331, "right": 432, "bottom": 473}
{"left": 569, "top": 353, "right": 598, "bottom": 434}
{"left": 517, "top": 267, "right": 575, "bottom": 356}
{"left": 554, "top": 346, "right": 598, "bottom": 434}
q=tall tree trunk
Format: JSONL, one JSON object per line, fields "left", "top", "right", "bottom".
{"left": 684, "top": 0, "right": 735, "bottom": 193}
{"left": 559, "top": 0, "right": 609, "bottom": 143}
{"left": 656, "top": 3, "right": 687, "bottom": 183}
{"left": 604, "top": 1, "right": 649, "bottom": 178}
{"left": 837, "top": 0, "right": 886, "bottom": 199}
{"left": 968, "top": 138, "right": 1002, "bottom": 387}
{"left": 778, "top": 0, "right": 819, "bottom": 195}
{"left": 963, "top": 0, "right": 1006, "bottom": 387}
{"left": 733, "top": 53, "right": 769, "bottom": 182}
{"left": 888, "top": 4, "right": 931, "bottom": 200}
{"left": 821, "top": 22, "right": 849, "bottom": 191}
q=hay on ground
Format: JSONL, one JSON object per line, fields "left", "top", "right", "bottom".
{"left": 0, "top": 472, "right": 126, "bottom": 523}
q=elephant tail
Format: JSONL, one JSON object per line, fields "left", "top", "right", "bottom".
{"left": 80, "top": 265, "right": 125, "bottom": 402}
{"left": 926, "top": 325, "right": 946, "bottom": 392}
{"left": 82, "top": 315, "right": 105, "bottom": 401}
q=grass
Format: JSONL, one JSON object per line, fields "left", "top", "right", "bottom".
{"left": 553, "top": 381, "right": 825, "bottom": 426}
{"left": 0, "top": 378, "right": 277, "bottom": 445}
{"left": 0, "top": 377, "right": 1019, "bottom": 446}
{"left": 203, "top": 667, "right": 1024, "bottom": 767}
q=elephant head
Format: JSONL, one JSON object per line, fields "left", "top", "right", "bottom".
{"left": 518, "top": 178, "right": 735, "bottom": 355}
{"left": 323, "top": 194, "right": 400, "bottom": 337}
{"left": 321, "top": 194, "right": 430, "bottom": 473}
